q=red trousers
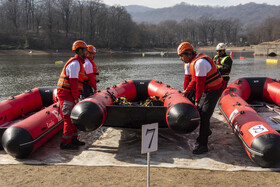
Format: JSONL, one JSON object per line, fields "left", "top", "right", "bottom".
{"left": 222, "top": 80, "right": 229, "bottom": 91}
{"left": 57, "top": 90, "right": 78, "bottom": 143}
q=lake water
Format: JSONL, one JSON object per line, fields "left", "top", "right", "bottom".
{"left": 0, "top": 51, "right": 279, "bottom": 101}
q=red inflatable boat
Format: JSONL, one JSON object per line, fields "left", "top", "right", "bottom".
{"left": 218, "top": 77, "right": 280, "bottom": 167}
{"left": 71, "top": 80, "right": 200, "bottom": 134}
{"left": 0, "top": 87, "right": 63, "bottom": 158}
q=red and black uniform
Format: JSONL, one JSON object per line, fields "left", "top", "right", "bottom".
{"left": 185, "top": 53, "right": 223, "bottom": 146}
{"left": 57, "top": 55, "right": 86, "bottom": 144}
{"left": 213, "top": 53, "right": 232, "bottom": 90}
{"left": 83, "top": 57, "right": 97, "bottom": 98}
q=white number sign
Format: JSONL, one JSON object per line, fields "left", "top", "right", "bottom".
{"left": 249, "top": 124, "right": 268, "bottom": 137}
{"left": 141, "top": 124, "right": 158, "bottom": 154}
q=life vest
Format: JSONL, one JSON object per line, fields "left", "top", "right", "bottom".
{"left": 189, "top": 53, "right": 222, "bottom": 89}
{"left": 57, "top": 56, "right": 86, "bottom": 92}
{"left": 84, "top": 57, "right": 97, "bottom": 83}
{"left": 213, "top": 55, "right": 232, "bottom": 77}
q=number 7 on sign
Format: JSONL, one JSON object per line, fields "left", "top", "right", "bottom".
{"left": 146, "top": 128, "right": 155, "bottom": 148}
{"left": 141, "top": 124, "right": 158, "bottom": 154}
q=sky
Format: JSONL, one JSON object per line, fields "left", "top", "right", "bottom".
{"left": 102, "top": 0, "right": 280, "bottom": 8}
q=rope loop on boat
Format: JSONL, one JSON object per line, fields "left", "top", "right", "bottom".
{"left": 113, "top": 96, "right": 132, "bottom": 106}
{"left": 143, "top": 96, "right": 164, "bottom": 106}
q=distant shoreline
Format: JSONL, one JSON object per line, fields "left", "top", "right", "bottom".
{"left": 0, "top": 46, "right": 254, "bottom": 56}
{"left": 197, "top": 45, "right": 254, "bottom": 52}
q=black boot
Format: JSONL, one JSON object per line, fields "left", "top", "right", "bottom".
{"left": 60, "top": 143, "right": 79, "bottom": 150}
{"left": 192, "top": 144, "right": 208, "bottom": 154}
{"left": 71, "top": 138, "right": 86, "bottom": 146}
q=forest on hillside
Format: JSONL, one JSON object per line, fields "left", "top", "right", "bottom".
{"left": 0, "top": 0, "right": 280, "bottom": 50}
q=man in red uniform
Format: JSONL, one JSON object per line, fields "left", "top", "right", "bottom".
{"left": 83, "top": 45, "right": 98, "bottom": 98}
{"left": 57, "top": 40, "right": 88, "bottom": 150}
{"left": 178, "top": 42, "right": 223, "bottom": 154}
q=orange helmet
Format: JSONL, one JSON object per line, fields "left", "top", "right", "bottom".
{"left": 72, "top": 40, "right": 87, "bottom": 52}
{"left": 87, "top": 45, "right": 96, "bottom": 53}
{"left": 177, "top": 42, "right": 194, "bottom": 55}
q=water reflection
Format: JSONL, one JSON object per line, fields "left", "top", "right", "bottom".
{"left": 0, "top": 51, "right": 279, "bottom": 101}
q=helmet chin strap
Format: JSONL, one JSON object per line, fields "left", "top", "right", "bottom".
{"left": 76, "top": 48, "right": 87, "bottom": 59}
{"left": 189, "top": 51, "right": 196, "bottom": 58}
{"left": 189, "top": 53, "right": 196, "bottom": 61}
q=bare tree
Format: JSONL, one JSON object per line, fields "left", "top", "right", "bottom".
{"left": 4, "top": 0, "right": 20, "bottom": 32}
{"left": 0, "top": 1, "right": 262, "bottom": 49}
{"left": 43, "top": 0, "right": 56, "bottom": 47}
{"left": 58, "top": 0, "right": 73, "bottom": 37}
{"left": 207, "top": 19, "right": 218, "bottom": 45}
{"left": 197, "top": 17, "right": 208, "bottom": 44}
{"left": 158, "top": 20, "right": 178, "bottom": 47}
{"left": 179, "top": 18, "right": 198, "bottom": 44}
{"left": 34, "top": 1, "right": 43, "bottom": 34}
{"left": 107, "top": 6, "right": 129, "bottom": 48}
{"left": 75, "top": 0, "right": 84, "bottom": 39}
{"left": 86, "top": 0, "right": 103, "bottom": 42}
{"left": 22, "top": 0, "right": 34, "bottom": 30}
{"left": 94, "top": 5, "right": 108, "bottom": 47}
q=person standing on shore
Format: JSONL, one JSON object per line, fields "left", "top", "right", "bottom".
{"left": 178, "top": 42, "right": 223, "bottom": 154}
{"left": 83, "top": 45, "right": 98, "bottom": 98}
{"left": 213, "top": 43, "right": 233, "bottom": 90}
{"left": 57, "top": 40, "right": 88, "bottom": 150}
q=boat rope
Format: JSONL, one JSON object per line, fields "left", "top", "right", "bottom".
{"left": 113, "top": 96, "right": 132, "bottom": 106}
{"left": 143, "top": 96, "right": 164, "bottom": 106}
{"left": 218, "top": 105, "right": 264, "bottom": 157}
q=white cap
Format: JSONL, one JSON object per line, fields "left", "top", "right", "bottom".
{"left": 216, "top": 43, "right": 226, "bottom": 50}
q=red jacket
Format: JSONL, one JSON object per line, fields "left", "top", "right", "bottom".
{"left": 84, "top": 57, "right": 97, "bottom": 91}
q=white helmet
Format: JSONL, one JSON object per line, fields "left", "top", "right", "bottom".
{"left": 216, "top": 43, "right": 226, "bottom": 51}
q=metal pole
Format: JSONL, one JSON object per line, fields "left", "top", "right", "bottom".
{"left": 147, "top": 152, "right": 150, "bottom": 187}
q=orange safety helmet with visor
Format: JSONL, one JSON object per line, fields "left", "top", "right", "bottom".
{"left": 87, "top": 45, "right": 96, "bottom": 54}
{"left": 72, "top": 40, "right": 87, "bottom": 52}
{"left": 177, "top": 42, "right": 194, "bottom": 56}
